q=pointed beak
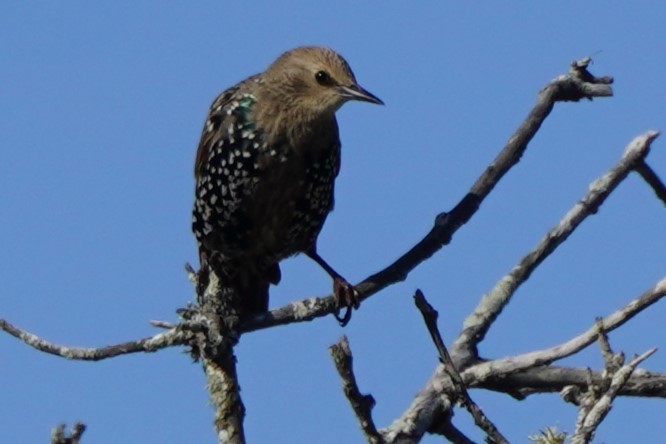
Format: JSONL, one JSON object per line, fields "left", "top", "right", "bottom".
{"left": 338, "top": 84, "right": 384, "bottom": 105}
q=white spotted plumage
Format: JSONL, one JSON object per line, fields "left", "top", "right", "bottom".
{"left": 191, "top": 46, "right": 381, "bottom": 317}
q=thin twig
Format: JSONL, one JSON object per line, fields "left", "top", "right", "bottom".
{"left": 451, "top": 130, "right": 660, "bottom": 363}
{"left": 0, "top": 318, "right": 193, "bottom": 360}
{"left": 149, "top": 320, "right": 178, "bottom": 329}
{"left": 594, "top": 319, "right": 615, "bottom": 368}
{"left": 595, "top": 319, "right": 623, "bottom": 376}
{"left": 414, "top": 290, "right": 453, "bottom": 367}
{"left": 329, "top": 335, "right": 383, "bottom": 444}
{"left": 241, "top": 57, "right": 615, "bottom": 333}
{"left": 414, "top": 290, "right": 508, "bottom": 444}
{"left": 635, "top": 160, "right": 666, "bottom": 205}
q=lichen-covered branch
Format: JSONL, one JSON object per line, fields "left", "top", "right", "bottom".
{"left": 190, "top": 268, "right": 246, "bottom": 444}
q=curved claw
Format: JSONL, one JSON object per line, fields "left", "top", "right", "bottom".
{"left": 334, "top": 306, "right": 353, "bottom": 326}
{"left": 332, "top": 277, "right": 360, "bottom": 327}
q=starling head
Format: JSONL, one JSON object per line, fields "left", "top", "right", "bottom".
{"left": 262, "top": 46, "right": 383, "bottom": 118}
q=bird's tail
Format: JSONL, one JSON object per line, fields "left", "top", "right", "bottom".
{"left": 234, "top": 270, "right": 269, "bottom": 314}
{"left": 233, "top": 262, "right": 280, "bottom": 315}
{"left": 199, "top": 250, "right": 280, "bottom": 316}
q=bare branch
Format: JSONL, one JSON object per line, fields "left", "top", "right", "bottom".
{"left": 480, "top": 364, "right": 666, "bottom": 399}
{"left": 51, "top": 422, "right": 86, "bottom": 444}
{"left": 571, "top": 349, "right": 657, "bottom": 444}
{"left": 384, "top": 357, "right": 666, "bottom": 442}
{"left": 242, "top": 57, "right": 615, "bottom": 333}
{"left": 463, "top": 276, "right": 666, "bottom": 379}
{"left": 329, "top": 336, "right": 382, "bottom": 444}
{"left": 635, "top": 160, "right": 666, "bottom": 205}
{"left": 0, "top": 318, "right": 193, "bottom": 361}
{"left": 452, "top": 131, "right": 661, "bottom": 362}
{"left": 202, "top": 347, "right": 245, "bottom": 444}
{"left": 414, "top": 290, "right": 508, "bottom": 444}
{"left": 387, "top": 275, "right": 666, "bottom": 438}
{"left": 414, "top": 290, "right": 453, "bottom": 368}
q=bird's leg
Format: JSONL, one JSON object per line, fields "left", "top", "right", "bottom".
{"left": 306, "top": 247, "right": 359, "bottom": 326}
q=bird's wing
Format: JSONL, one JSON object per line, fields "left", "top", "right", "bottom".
{"left": 194, "top": 77, "right": 259, "bottom": 178}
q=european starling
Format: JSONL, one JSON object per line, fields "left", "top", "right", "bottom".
{"left": 192, "top": 46, "right": 382, "bottom": 325}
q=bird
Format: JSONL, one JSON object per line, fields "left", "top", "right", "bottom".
{"left": 192, "top": 46, "right": 382, "bottom": 325}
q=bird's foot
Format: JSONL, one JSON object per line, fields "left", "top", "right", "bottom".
{"left": 333, "top": 277, "right": 360, "bottom": 327}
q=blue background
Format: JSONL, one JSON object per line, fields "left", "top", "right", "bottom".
{"left": 1, "top": 2, "right": 665, "bottom": 443}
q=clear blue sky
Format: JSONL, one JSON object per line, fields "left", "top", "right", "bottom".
{"left": 1, "top": 2, "right": 665, "bottom": 443}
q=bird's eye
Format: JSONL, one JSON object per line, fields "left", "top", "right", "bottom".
{"left": 315, "top": 70, "right": 332, "bottom": 86}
